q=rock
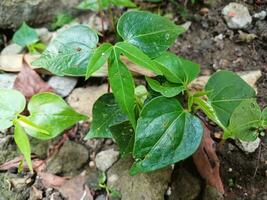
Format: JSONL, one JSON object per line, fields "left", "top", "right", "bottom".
{"left": 203, "top": 185, "right": 224, "bottom": 200}
{"left": 35, "top": 28, "right": 53, "bottom": 44}
{"left": 0, "top": 73, "right": 17, "bottom": 89}
{"left": 1, "top": 43, "right": 24, "bottom": 55}
{"left": 238, "top": 30, "right": 257, "bottom": 43}
{"left": 46, "top": 140, "right": 89, "bottom": 175}
{"left": 253, "top": 11, "right": 267, "bottom": 20}
{"left": 95, "top": 149, "right": 120, "bottom": 171}
{"left": 236, "top": 137, "right": 261, "bottom": 153}
{"left": 67, "top": 84, "right": 108, "bottom": 119}
{"left": 107, "top": 157, "right": 172, "bottom": 200}
{"left": 222, "top": 3, "right": 252, "bottom": 29}
{"left": 170, "top": 167, "right": 201, "bottom": 200}
{"left": 0, "top": 0, "right": 81, "bottom": 29}
{"left": 95, "top": 194, "right": 106, "bottom": 200}
{"left": 48, "top": 76, "right": 77, "bottom": 97}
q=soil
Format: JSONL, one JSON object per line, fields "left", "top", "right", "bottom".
{"left": 0, "top": 0, "right": 267, "bottom": 200}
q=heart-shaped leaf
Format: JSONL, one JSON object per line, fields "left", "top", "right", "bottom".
{"left": 117, "top": 11, "right": 185, "bottom": 58}
{"left": 85, "top": 93, "right": 128, "bottom": 139}
{"left": 0, "top": 89, "right": 26, "bottom": 130}
{"left": 32, "top": 25, "right": 98, "bottom": 76}
{"left": 131, "top": 96, "right": 203, "bottom": 174}
{"left": 153, "top": 52, "right": 200, "bottom": 85}
{"left": 25, "top": 93, "right": 88, "bottom": 140}
{"left": 205, "top": 70, "right": 256, "bottom": 127}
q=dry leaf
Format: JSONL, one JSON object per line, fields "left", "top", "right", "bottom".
{"left": 193, "top": 123, "right": 225, "bottom": 194}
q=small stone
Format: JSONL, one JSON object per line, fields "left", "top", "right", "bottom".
{"left": 222, "top": 3, "right": 252, "bottom": 29}
{"left": 253, "top": 11, "right": 267, "bottom": 20}
{"left": 1, "top": 43, "right": 24, "bottom": 55}
{"left": 95, "top": 149, "right": 119, "bottom": 171}
{"left": 214, "top": 132, "right": 223, "bottom": 139}
{"left": 95, "top": 194, "right": 106, "bottom": 200}
{"left": 48, "top": 76, "right": 77, "bottom": 97}
{"left": 200, "top": 7, "right": 209, "bottom": 15}
{"left": 236, "top": 137, "right": 261, "bottom": 153}
{"left": 181, "top": 21, "right": 192, "bottom": 31}
{"left": 35, "top": 28, "right": 53, "bottom": 44}
{"left": 0, "top": 73, "right": 17, "bottom": 89}
{"left": 238, "top": 30, "right": 257, "bottom": 43}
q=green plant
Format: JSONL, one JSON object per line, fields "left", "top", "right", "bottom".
{"left": 98, "top": 171, "right": 121, "bottom": 198}
{"left": 12, "top": 22, "right": 46, "bottom": 53}
{"left": 51, "top": 12, "right": 75, "bottom": 30}
{"left": 0, "top": 89, "right": 87, "bottom": 171}
{"left": 33, "top": 10, "right": 267, "bottom": 175}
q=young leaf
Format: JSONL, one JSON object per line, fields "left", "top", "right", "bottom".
{"left": 131, "top": 96, "right": 203, "bottom": 174}
{"left": 108, "top": 49, "right": 136, "bottom": 128}
{"left": 205, "top": 70, "right": 256, "bottom": 127}
{"left": 85, "top": 93, "right": 128, "bottom": 139}
{"left": 86, "top": 43, "right": 113, "bottom": 79}
{"left": 110, "top": 121, "right": 134, "bottom": 156}
{"left": 25, "top": 93, "right": 88, "bottom": 140}
{"left": 0, "top": 89, "right": 26, "bottom": 130}
{"left": 32, "top": 25, "right": 98, "bottom": 76}
{"left": 115, "top": 42, "right": 162, "bottom": 75}
{"left": 146, "top": 77, "right": 185, "bottom": 97}
{"left": 12, "top": 22, "right": 39, "bottom": 47}
{"left": 225, "top": 99, "right": 261, "bottom": 141}
{"left": 261, "top": 107, "right": 267, "bottom": 128}
{"left": 14, "top": 123, "right": 33, "bottom": 172}
{"left": 111, "top": 0, "right": 136, "bottom": 7}
{"left": 117, "top": 11, "right": 185, "bottom": 58}
{"left": 77, "top": 0, "right": 110, "bottom": 11}
{"left": 153, "top": 52, "right": 200, "bottom": 85}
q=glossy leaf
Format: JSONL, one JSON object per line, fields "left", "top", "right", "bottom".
{"left": 85, "top": 93, "right": 128, "bottom": 139}
{"left": 32, "top": 25, "right": 98, "bottom": 76}
{"left": 111, "top": 0, "right": 136, "bottom": 7}
{"left": 115, "top": 42, "right": 162, "bottom": 75}
{"left": 14, "top": 123, "right": 33, "bottom": 172}
{"left": 25, "top": 93, "right": 88, "bottom": 140}
{"left": 0, "top": 89, "right": 26, "bottom": 130}
{"left": 261, "top": 107, "right": 267, "bottom": 128}
{"left": 12, "top": 22, "right": 39, "bottom": 47}
{"left": 131, "top": 96, "right": 203, "bottom": 174}
{"left": 77, "top": 0, "right": 109, "bottom": 11}
{"left": 110, "top": 121, "right": 134, "bottom": 156}
{"left": 146, "top": 77, "right": 185, "bottom": 97}
{"left": 205, "top": 70, "right": 256, "bottom": 127}
{"left": 154, "top": 52, "right": 200, "bottom": 85}
{"left": 117, "top": 11, "right": 185, "bottom": 58}
{"left": 108, "top": 49, "right": 136, "bottom": 128}
{"left": 86, "top": 43, "right": 113, "bottom": 79}
{"left": 225, "top": 99, "right": 261, "bottom": 141}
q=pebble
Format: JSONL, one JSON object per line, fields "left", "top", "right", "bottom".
{"left": 253, "top": 10, "right": 267, "bottom": 20}
{"left": 1, "top": 43, "right": 23, "bottom": 55}
{"left": 237, "top": 137, "right": 261, "bottom": 153}
{"left": 35, "top": 27, "right": 53, "bottom": 44}
{"left": 222, "top": 3, "right": 252, "bottom": 29}
{"left": 95, "top": 149, "right": 119, "bottom": 171}
{"left": 0, "top": 73, "right": 17, "bottom": 89}
{"left": 48, "top": 76, "right": 77, "bottom": 97}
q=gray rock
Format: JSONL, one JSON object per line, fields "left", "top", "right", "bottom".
{"left": 253, "top": 11, "right": 267, "bottom": 20}
{"left": 95, "top": 149, "right": 120, "bottom": 171}
{"left": 236, "top": 137, "right": 261, "bottom": 153}
{"left": 222, "top": 3, "right": 252, "bottom": 29}
{"left": 35, "top": 27, "right": 53, "bottom": 44}
{"left": 48, "top": 76, "right": 77, "bottom": 97}
{"left": 107, "top": 157, "right": 172, "bottom": 200}
{"left": 1, "top": 43, "right": 24, "bottom": 55}
{"left": 95, "top": 194, "right": 106, "bottom": 200}
{"left": 203, "top": 185, "right": 224, "bottom": 200}
{"left": 0, "top": 0, "right": 81, "bottom": 29}
{"left": 170, "top": 167, "right": 201, "bottom": 200}
{"left": 46, "top": 140, "right": 89, "bottom": 175}
{"left": 0, "top": 73, "right": 17, "bottom": 89}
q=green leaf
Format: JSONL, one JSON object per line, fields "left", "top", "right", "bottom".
{"left": 111, "top": 0, "right": 136, "bottom": 7}
{"left": 205, "top": 70, "right": 256, "bottom": 127}
{"left": 261, "top": 107, "right": 267, "bottom": 128}
{"left": 12, "top": 22, "right": 39, "bottom": 47}
{"left": 32, "top": 25, "right": 98, "bottom": 76}
{"left": 25, "top": 93, "right": 88, "bottom": 140}
{"left": 153, "top": 52, "right": 200, "bottom": 85}
{"left": 225, "top": 99, "right": 261, "bottom": 141}
{"left": 115, "top": 42, "right": 162, "bottom": 75}
{"left": 14, "top": 123, "right": 33, "bottom": 172}
{"left": 146, "top": 77, "right": 185, "bottom": 97}
{"left": 110, "top": 121, "right": 134, "bottom": 156}
{"left": 131, "top": 96, "right": 203, "bottom": 174}
{"left": 0, "top": 89, "right": 26, "bottom": 130}
{"left": 117, "top": 11, "right": 185, "bottom": 58}
{"left": 85, "top": 93, "right": 128, "bottom": 139}
{"left": 108, "top": 49, "right": 136, "bottom": 128}
{"left": 86, "top": 43, "right": 113, "bottom": 79}
{"left": 77, "top": 0, "right": 109, "bottom": 11}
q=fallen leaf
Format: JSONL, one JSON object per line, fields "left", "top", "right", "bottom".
{"left": 193, "top": 123, "right": 225, "bottom": 194}
{"left": 13, "top": 56, "right": 53, "bottom": 99}
{"left": 38, "top": 172, "right": 67, "bottom": 188}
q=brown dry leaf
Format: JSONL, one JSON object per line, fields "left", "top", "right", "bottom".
{"left": 193, "top": 124, "right": 225, "bottom": 194}
{"left": 38, "top": 172, "right": 67, "bottom": 188}
{"left": 0, "top": 156, "right": 41, "bottom": 171}
{"left": 13, "top": 56, "right": 53, "bottom": 99}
